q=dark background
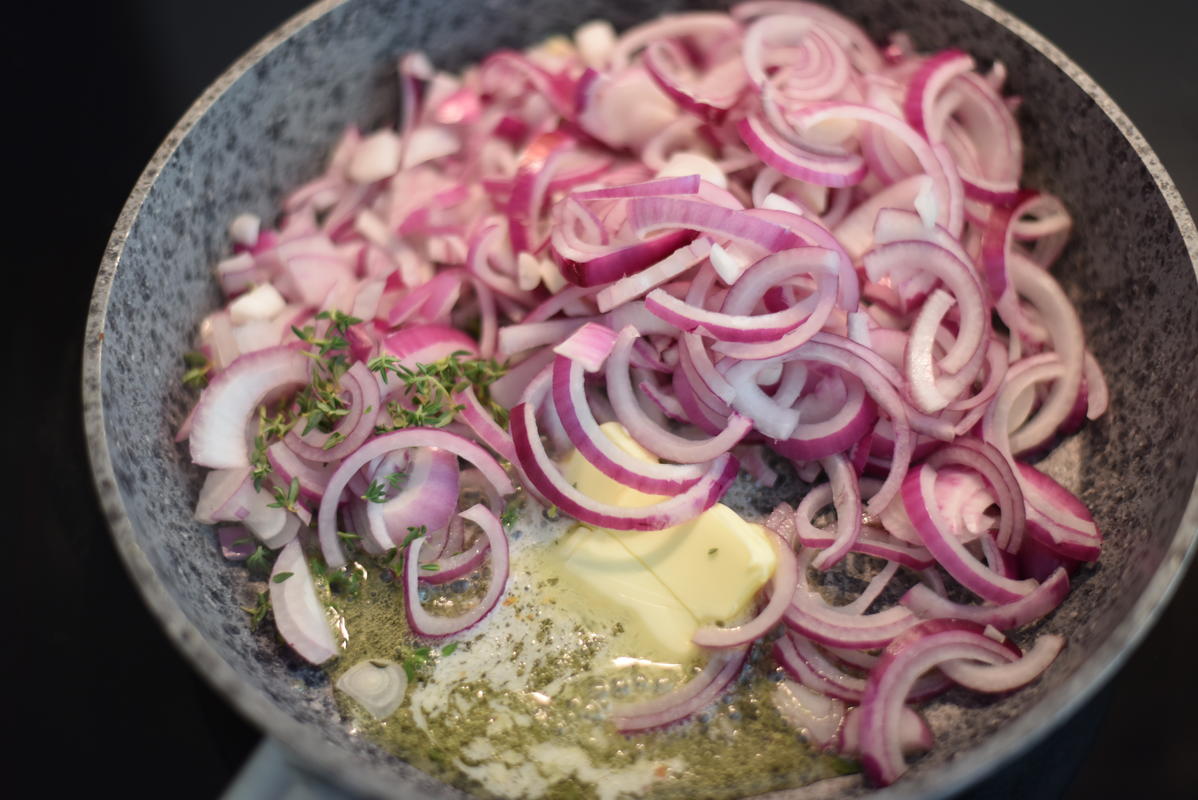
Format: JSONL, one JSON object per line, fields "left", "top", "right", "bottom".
{"left": 8, "top": 1, "right": 1196, "bottom": 797}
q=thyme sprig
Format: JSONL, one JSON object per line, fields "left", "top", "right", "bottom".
{"left": 245, "top": 545, "right": 273, "bottom": 575}
{"left": 182, "top": 351, "right": 212, "bottom": 389}
{"left": 268, "top": 476, "right": 301, "bottom": 513}
{"left": 370, "top": 350, "right": 509, "bottom": 432}
{"left": 500, "top": 498, "right": 521, "bottom": 529}
{"left": 361, "top": 471, "right": 407, "bottom": 503}
{"left": 309, "top": 555, "right": 363, "bottom": 596}
{"left": 242, "top": 591, "right": 271, "bottom": 630}
{"left": 245, "top": 309, "right": 365, "bottom": 490}
{"left": 251, "top": 406, "right": 294, "bottom": 490}
{"left": 362, "top": 480, "right": 388, "bottom": 504}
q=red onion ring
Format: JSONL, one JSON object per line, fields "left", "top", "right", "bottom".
{"left": 857, "top": 619, "right": 1021, "bottom": 786}
{"left": 404, "top": 504, "right": 509, "bottom": 638}
{"left": 610, "top": 646, "right": 748, "bottom": 733}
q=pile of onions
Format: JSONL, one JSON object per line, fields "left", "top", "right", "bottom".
{"left": 183, "top": 1, "right": 1105, "bottom": 788}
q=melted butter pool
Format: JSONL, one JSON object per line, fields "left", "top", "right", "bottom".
{"left": 325, "top": 497, "right": 855, "bottom": 799}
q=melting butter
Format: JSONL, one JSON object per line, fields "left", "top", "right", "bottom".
{"left": 550, "top": 422, "right": 777, "bottom": 664}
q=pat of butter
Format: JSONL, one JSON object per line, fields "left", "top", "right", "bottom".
{"left": 552, "top": 423, "right": 777, "bottom": 663}
{"left": 555, "top": 526, "right": 702, "bottom": 663}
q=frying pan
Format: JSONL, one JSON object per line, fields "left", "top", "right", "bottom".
{"left": 83, "top": 0, "right": 1198, "bottom": 797}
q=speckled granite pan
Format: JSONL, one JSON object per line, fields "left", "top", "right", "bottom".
{"left": 83, "top": 1, "right": 1198, "bottom": 798}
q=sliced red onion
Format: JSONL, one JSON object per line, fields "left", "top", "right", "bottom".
{"left": 937, "top": 73, "right": 1023, "bottom": 205}
{"left": 606, "top": 327, "right": 752, "bottom": 463}
{"left": 672, "top": 364, "right": 733, "bottom": 436}
{"left": 1016, "top": 462, "right": 1102, "bottom": 561}
{"left": 1010, "top": 192, "right": 1072, "bottom": 268}
{"left": 182, "top": 13, "right": 1111, "bottom": 782}
{"left": 266, "top": 442, "right": 335, "bottom": 504}
{"left": 555, "top": 228, "right": 700, "bottom": 288}
{"left": 553, "top": 354, "right": 706, "bottom": 494}
{"left": 642, "top": 39, "right": 746, "bottom": 122}
{"left": 595, "top": 237, "right": 712, "bottom": 312}
{"left": 772, "top": 678, "right": 846, "bottom": 749}
{"left": 765, "top": 501, "right": 798, "bottom": 546}
{"left": 926, "top": 437, "right": 1025, "bottom": 554}
{"left": 194, "top": 467, "right": 253, "bottom": 524}
{"left": 498, "top": 318, "right": 594, "bottom": 360}
{"left": 270, "top": 537, "right": 338, "bottom": 665}
{"left": 1017, "top": 534, "right": 1081, "bottom": 583}
{"left": 793, "top": 102, "right": 963, "bottom": 235}
{"left": 734, "top": 444, "right": 779, "bottom": 488}
{"left": 680, "top": 330, "right": 736, "bottom": 406}
{"left": 776, "top": 633, "right": 867, "bottom": 703}
{"left": 418, "top": 528, "right": 491, "bottom": 586}
{"left": 366, "top": 446, "right": 460, "bottom": 548}
{"left": 721, "top": 358, "right": 803, "bottom": 440}
{"left": 511, "top": 371, "right": 737, "bottom": 531}
{"left": 189, "top": 346, "right": 311, "bottom": 469}
{"left": 784, "top": 338, "right": 915, "bottom": 515}
{"left": 646, "top": 247, "right": 839, "bottom": 343}
{"left": 858, "top": 619, "right": 1021, "bottom": 786}
{"left": 737, "top": 114, "right": 867, "bottom": 188}
{"left": 336, "top": 659, "right": 409, "bottom": 720}
{"left": 317, "top": 429, "right": 513, "bottom": 567}
{"left": 772, "top": 374, "right": 877, "bottom": 462}
{"left": 607, "top": 11, "right": 740, "bottom": 71}
{"left": 863, "top": 240, "right": 986, "bottom": 375}
{"left": 1004, "top": 253, "right": 1085, "bottom": 455}
{"left": 218, "top": 525, "right": 257, "bottom": 561}
{"left": 843, "top": 561, "right": 902, "bottom": 617}
{"left": 901, "top": 566, "right": 1069, "bottom": 629}
{"left": 808, "top": 454, "right": 863, "bottom": 570}
{"left": 785, "top": 549, "right": 918, "bottom": 650}
{"left": 980, "top": 201, "right": 1017, "bottom": 299}
{"left": 832, "top": 175, "right": 929, "bottom": 260}
{"left": 552, "top": 321, "right": 619, "bottom": 372}
{"left": 981, "top": 355, "right": 1065, "bottom": 466}
{"left": 489, "top": 346, "right": 556, "bottom": 409}
{"left": 610, "top": 646, "right": 748, "bottom": 733}
{"left": 628, "top": 196, "right": 803, "bottom": 252}
{"left": 381, "top": 324, "right": 478, "bottom": 369}
{"left": 452, "top": 385, "right": 516, "bottom": 463}
{"left": 785, "top": 588, "right": 918, "bottom": 651}
{"left": 404, "top": 504, "right": 509, "bottom": 638}
{"left": 904, "top": 49, "right": 975, "bottom": 138}
{"left": 741, "top": 206, "right": 859, "bottom": 312}
{"left": 941, "top": 633, "right": 1064, "bottom": 692}
{"left": 796, "top": 507, "right": 935, "bottom": 570}
{"left": 284, "top": 361, "right": 380, "bottom": 462}
{"left": 838, "top": 705, "right": 933, "bottom": 758}
{"left": 902, "top": 464, "right": 1036, "bottom": 604}
{"left": 573, "top": 174, "right": 702, "bottom": 201}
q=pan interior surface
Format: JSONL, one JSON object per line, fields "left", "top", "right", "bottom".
{"left": 84, "top": 1, "right": 1198, "bottom": 798}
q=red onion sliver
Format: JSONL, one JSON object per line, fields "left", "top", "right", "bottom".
{"left": 858, "top": 619, "right": 1020, "bottom": 785}
{"left": 511, "top": 372, "right": 737, "bottom": 531}
{"left": 607, "top": 327, "right": 753, "bottom": 463}
{"left": 190, "top": 346, "right": 310, "bottom": 469}
{"left": 317, "top": 429, "right": 513, "bottom": 567}
{"left": 610, "top": 647, "right": 748, "bottom": 733}
{"left": 270, "top": 538, "right": 338, "bottom": 665}
{"left": 901, "top": 464, "right": 1036, "bottom": 604}
{"left": 940, "top": 633, "right": 1064, "bottom": 692}
{"left": 404, "top": 504, "right": 509, "bottom": 638}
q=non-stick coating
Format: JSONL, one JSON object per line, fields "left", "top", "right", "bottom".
{"left": 83, "top": 1, "right": 1198, "bottom": 798}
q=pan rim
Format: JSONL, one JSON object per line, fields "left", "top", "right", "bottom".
{"left": 81, "top": 1, "right": 1198, "bottom": 798}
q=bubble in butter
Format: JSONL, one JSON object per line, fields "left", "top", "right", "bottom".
{"left": 543, "top": 422, "right": 777, "bottom": 664}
